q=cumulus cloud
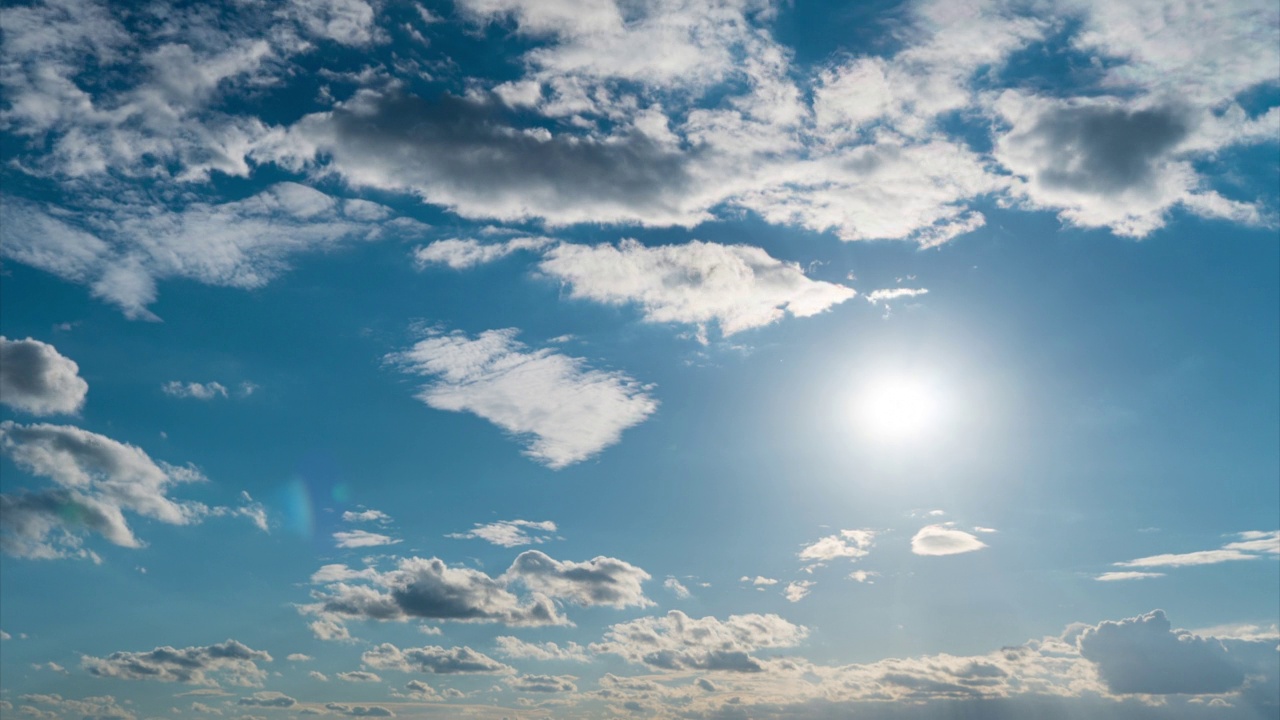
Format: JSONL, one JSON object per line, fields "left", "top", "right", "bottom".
{"left": 910, "top": 524, "right": 987, "bottom": 556}
{"left": 539, "top": 239, "right": 855, "bottom": 338}
{"left": 237, "top": 692, "right": 296, "bottom": 708}
{"left": 591, "top": 611, "right": 809, "bottom": 672}
{"left": 342, "top": 509, "right": 391, "bottom": 523}
{"left": 82, "top": 640, "right": 272, "bottom": 687}
{"left": 508, "top": 674, "right": 577, "bottom": 693}
{"left": 0, "top": 337, "right": 89, "bottom": 415}
{"left": 0, "top": 422, "right": 222, "bottom": 559}
{"left": 336, "top": 671, "right": 381, "bottom": 682}
{"left": 664, "top": 577, "right": 691, "bottom": 599}
{"left": 362, "top": 643, "right": 512, "bottom": 675}
{"left": 413, "top": 236, "right": 554, "bottom": 270}
{"left": 865, "top": 288, "right": 928, "bottom": 304}
{"left": 323, "top": 703, "right": 394, "bottom": 717}
{"left": 494, "top": 636, "right": 589, "bottom": 662}
{"left": 741, "top": 576, "right": 778, "bottom": 586}
{"left": 447, "top": 519, "right": 558, "bottom": 547}
{"left": 161, "top": 382, "right": 228, "bottom": 400}
{"left": 784, "top": 581, "right": 814, "bottom": 603}
{"left": 388, "top": 328, "right": 657, "bottom": 468}
{"left": 504, "top": 550, "right": 652, "bottom": 609}
{"left": 1078, "top": 610, "right": 1247, "bottom": 694}
{"left": 332, "top": 530, "right": 401, "bottom": 548}
{"left": 798, "top": 529, "right": 876, "bottom": 562}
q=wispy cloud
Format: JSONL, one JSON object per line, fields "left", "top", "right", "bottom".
{"left": 447, "top": 519, "right": 557, "bottom": 547}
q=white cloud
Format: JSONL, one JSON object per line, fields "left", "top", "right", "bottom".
{"left": 494, "top": 636, "right": 589, "bottom": 662}
{"left": 1223, "top": 530, "right": 1280, "bottom": 554}
{"left": 848, "top": 570, "right": 878, "bottom": 583}
{"left": 784, "top": 580, "right": 814, "bottom": 603}
{"left": 389, "top": 328, "right": 657, "bottom": 468}
{"left": 286, "top": 654, "right": 312, "bottom": 662}
{"left": 342, "top": 509, "right": 391, "bottom": 523}
{"left": 289, "top": 0, "right": 379, "bottom": 46}
{"left": 336, "top": 671, "right": 381, "bottom": 682}
{"left": 1078, "top": 610, "right": 1248, "bottom": 695}
{"left": 539, "top": 239, "right": 856, "bottom": 337}
{"left": 741, "top": 576, "right": 778, "bottom": 586}
{"left": 162, "top": 382, "right": 228, "bottom": 400}
{"left": 591, "top": 610, "right": 809, "bottom": 673}
{"left": 798, "top": 529, "right": 876, "bottom": 562}
{"left": 1113, "top": 531, "right": 1279, "bottom": 568}
{"left": 504, "top": 550, "right": 652, "bottom": 609}
{"left": 447, "top": 519, "right": 558, "bottom": 547}
{"left": 82, "top": 640, "right": 272, "bottom": 687}
{"left": 664, "top": 578, "right": 691, "bottom": 599}
{"left": 238, "top": 692, "right": 297, "bottom": 707}
{"left": 362, "top": 643, "right": 513, "bottom": 674}
{"left": 0, "top": 337, "right": 89, "bottom": 415}
{"left": 413, "top": 236, "right": 554, "bottom": 270}
{"left": 910, "top": 524, "right": 987, "bottom": 556}
{"left": 333, "top": 530, "right": 401, "bottom": 548}
{"left": 865, "top": 288, "right": 928, "bottom": 304}
{"left": 1095, "top": 571, "right": 1165, "bottom": 582}
{"left": 507, "top": 673, "right": 577, "bottom": 693}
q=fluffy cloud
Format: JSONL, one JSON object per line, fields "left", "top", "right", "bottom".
{"left": 538, "top": 239, "right": 855, "bottom": 337}
{"left": 0, "top": 337, "right": 89, "bottom": 415}
{"left": 783, "top": 581, "right": 814, "bottom": 603}
{"left": 161, "top": 382, "right": 228, "bottom": 400}
{"left": 1078, "top": 610, "right": 1246, "bottom": 694}
{"left": 0, "top": 422, "right": 221, "bottom": 559}
{"left": 332, "top": 530, "right": 400, "bottom": 549}
{"left": 865, "top": 288, "right": 928, "bottom": 304}
{"left": 910, "top": 524, "right": 987, "bottom": 556}
{"left": 494, "top": 636, "right": 589, "bottom": 662}
{"left": 508, "top": 674, "right": 577, "bottom": 693}
{"left": 413, "top": 236, "right": 554, "bottom": 270}
{"left": 504, "top": 550, "right": 652, "bottom": 609}
{"left": 591, "top": 611, "right": 809, "bottom": 672}
{"left": 336, "top": 671, "right": 381, "bottom": 682}
{"left": 342, "top": 509, "right": 391, "bottom": 523}
{"left": 362, "top": 643, "right": 512, "bottom": 675}
{"left": 82, "top": 640, "right": 272, "bottom": 687}
{"left": 388, "top": 328, "right": 657, "bottom": 468}
{"left": 447, "top": 519, "right": 558, "bottom": 547}
{"left": 798, "top": 529, "right": 876, "bottom": 561}
{"left": 237, "top": 692, "right": 296, "bottom": 707}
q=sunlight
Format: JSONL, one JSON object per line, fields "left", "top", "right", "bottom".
{"left": 855, "top": 373, "right": 945, "bottom": 443}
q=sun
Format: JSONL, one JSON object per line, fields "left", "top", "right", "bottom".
{"left": 855, "top": 373, "right": 944, "bottom": 443}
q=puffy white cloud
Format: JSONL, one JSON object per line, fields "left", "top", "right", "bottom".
{"left": 504, "top": 550, "right": 652, "bottom": 609}
{"left": 591, "top": 611, "right": 809, "bottom": 672}
{"left": 664, "top": 577, "right": 691, "bottom": 599}
{"left": 413, "top": 236, "right": 554, "bottom": 270}
{"left": 848, "top": 570, "right": 878, "bottom": 583}
{"left": 389, "top": 328, "right": 656, "bottom": 469}
{"left": 911, "top": 524, "right": 988, "bottom": 556}
{"left": 741, "top": 576, "right": 778, "bottom": 586}
{"left": 0, "top": 422, "right": 238, "bottom": 559}
{"left": 289, "top": 0, "right": 379, "bottom": 46}
{"left": 323, "top": 703, "right": 394, "bottom": 717}
{"left": 332, "top": 530, "right": 401, "bottom": 548}
{"left": 798, "top": 529, "right": 876, "bottom": 562}
{"left": 161, "top": 382, "right": 228, "bottom": 400}
{"left": 494, "top": 636, "right": 589, "bottom": 662}
{"left": 362, "top": 643, "right": 512, "bottom": 675}
{"left": 447, "top": 519, "right": 558, "bottom": 547}
{"left": 82, "top": 640, "right": 272, "bottom": 687}
{"left": 539, "top": 239, "right": 855, "bottom": 337}
{"left": 865, "top": 288, "right": 928, "bottom": 304}
{"left": 1078, "top": 610, "right": 1247, "bottom": 694}
{"left": 783, "top": 581, "right": 814, "bottom": 603}
{"left": 342, "top": 509, "right": 391, "bottom": 523}
{"left": 0, "top": 337, "right": 88, "bottom": 415}
{"left": 507, "top": 673, "right": 577, "bottom": 693}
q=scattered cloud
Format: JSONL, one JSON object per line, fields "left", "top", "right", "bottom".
{"left": 82, "top": 640, "right": 271, "bottom": 687}
{"left": 494, "top": 636, "right": 589, "bottom": 662}
{"left": 1078, "top": 610, "right": 1246, "bottom": 694}
{"left": 591, "top": 610, "right": 808, "bottom": 672}
{"left": 332, "top": 530, "right": 401, "bottom": 549}
{"left": 1113, "top": 531, "right": 1279, "bottom": 568}
{"left": 911, "top": 524, "right": 988, "bottom": 556}
{"left": 784, "top": 580, "right": 814, "bottom": 603}
{"left": 362, "top": 643, "right": 512, "bottom": 675}
{"left": 324, "top": 703, "right": 394, "bottom": 717}
{"left": 741, "top": 576, "right": 778, "bottom": 586}
{"left": 504, "top": 550, "right": 652, "bottom": 609}
{"left": 237, "top": 692, "right": 296, "bottom": 708}
{"left": 447, "top": 519, "right": 558, "bottom": 547}
{"left": 336, "top": 670, "right": 381, "bottom": 682}
{"left": 1095, "top": 571, "right": 1165, "bottom": 582}
{"left": 865, "top": 288, "right": 928, "bottom": 304}
{"left": 389, "top": 328, "right": 657, "bottom": 468}
{"left": 342, "top": 509, "right": 391, "bottom": 523}
{"left": 507, "top": 673, "right": 577, "bottom": 693}
{"left": 799, "top": 529, "right": 876, "bottom": 561}
{"left": 848, "top": 570, "right": 878, "bottom": 584}
{"left": 161, "top": 382, "right": 228, "bottom": 400}
{"left": 413, "top": 236, "right": 554, "bottom": 270}
{"left": 0, "top": 337, "right": 89, "bottom": 415}
{"left": 664, "top": 577, "right": 691, "bottom": 599}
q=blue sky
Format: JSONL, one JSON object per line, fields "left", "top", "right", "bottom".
{"left": 0, "top": 0, "right": 1277, "bottom": 718}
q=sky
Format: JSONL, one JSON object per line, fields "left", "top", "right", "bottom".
{"left": 0, "top": 0, "right": 1278, "bottom": 718}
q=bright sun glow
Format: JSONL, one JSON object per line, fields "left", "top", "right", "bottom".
{"left": 856, "top": 374, "right": 944, "bottom": 443}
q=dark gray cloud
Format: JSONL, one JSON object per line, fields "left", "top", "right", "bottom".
{"left": 0, "top": 337, "right": 89, "bottom": 416}
{"left": 1027, "top": 105, "right": 1191, "bottom": 195}
{"left": 1077, "top": 610, "right": 1245, "bottom": 694}
{"left": 82, "top": 640, "right": 272, "bottom": 687}
{"left": 294, "top": 90, "right": 699, "bottom": 227}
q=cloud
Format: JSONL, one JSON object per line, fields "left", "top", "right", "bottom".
{"left": 332, "top": 530, "right": 401, "bottom": 548}
{"left": 1223, "top": 530, "right": 1280, "bottom": 555}
{"left": 504, "top": 550, "right": 653, "bottom": 609}
{"left": 507, "top": 674, "right": 577, "bottom": 693}
{"left": 161, "top": 382, "right": 229, "bottom": 400}
{"left": 323, "top": 703, "right": 394, "bottom": 717}
{"left": 910, "top": 524, "right": 987, "bottom": 556}
{"left": 1078, "top": 610, "right": 1247, "bottom": 694}
{"left": 664, "top": 578, "right": 691, "bottom": 599}
{"left": 848, "top": 570, "right": 878, "bottom": 583}
{"left": 0, "top": 421, "right": 220, "bottom": 559}
{"left": 413, "top": 236, "right": 554, "bottom": 270}
{"left": 1095, "top": 571, "right": 1165, "bottom": 582}
{"left": 784, "top": 581, "right": 814, "bottom": 603}
{"left": 82, "top": 640, "right": 272, "bottom": 687}
{"left": 342, "top": 509, "right": 391, "bottom": 523}
{"left": 0, "top": 337, "right": 89, "bottom": 415}
{"left": 1113, "top": 531, "right": 1279, "bottom": 568}
{"left": 741, "top": 576, "right": 778, "bottom": 586}
{"left": 361, "top": 643, "right": 513, "bottom": 674}
{"left": 447, "top": 519, "right": 557, "bottom": 547}
{"left": 237, "top": 692, "right": 296, "bottom": 708}
{"left": 538, "top": 239, "right": 856, "bottom": 338}
{"left": 336, "top": 671, "right": 381, "bottom": 682}
{"left": 388, "top": 328, "right": 657, "bottom": 468}
{"left": 494, "top": 636, "right": 589, "bottom": 662}
{"left": 799, "top": 529, "right": 876, "bottom": 561}
{"left": 286, "top": 654, "right": 312, "bottom": 662}
{"left": 865, "top": 288, "right": 928, "bottom": 305}
{"left": 591, "top": 610, "right": 809, "bottom": 672}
